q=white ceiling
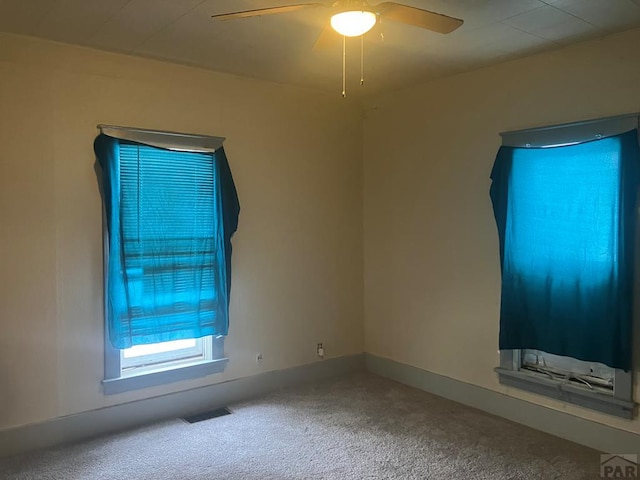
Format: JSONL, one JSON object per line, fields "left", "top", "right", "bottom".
{"left": 2, "top": 0, "right": 640, "bottom": 96}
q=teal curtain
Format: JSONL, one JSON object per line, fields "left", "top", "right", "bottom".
{"left": 94, "top": 134, "right": 240, "bottom": 349}
{"left": 490, "top": 129, "right": 639, "bottom": 371}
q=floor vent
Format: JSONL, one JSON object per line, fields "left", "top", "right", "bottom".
{"left": 183, "top": 407, "right": 232, "bottom": 424}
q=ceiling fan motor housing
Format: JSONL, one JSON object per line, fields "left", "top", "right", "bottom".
{"left": 331, "top": 0, "right": 377, "bottom": 15}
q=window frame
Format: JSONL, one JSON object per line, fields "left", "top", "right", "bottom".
{"left": 103, "top": 333, "right": 227, "bottom": 395}
{"left": 496, "top": 350, "right": 633, "bottom": 419}
{"left": 120, "top": 337, "right": 208, "bottom": 371}
{"left": 98, "top": 125, "right": 229, "bottom": 395}
{"left": 494, "top": 114, "right": 638, "bottom": 419}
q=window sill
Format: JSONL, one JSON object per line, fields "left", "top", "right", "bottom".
{"left": 102, "top": 357, "right": 228, "bottom": 395}
{"left": 495, "top": 367, "right": 635, "bottom": 419}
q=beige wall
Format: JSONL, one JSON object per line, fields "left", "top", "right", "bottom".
{"left": 3, "top": 24, "right": 640, "bottom": 438}
{"left": 0, "top": 33, "right": 364, "bottom": 430}
{"left": 363, "top": 28, "right": 640, "bottom": 435}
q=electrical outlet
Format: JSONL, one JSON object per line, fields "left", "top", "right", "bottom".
{"left": 256, "top": 353, "right": 263, "bottom": 365}
{"left": 317, "top": 343, "right": 324, "bottom": 359}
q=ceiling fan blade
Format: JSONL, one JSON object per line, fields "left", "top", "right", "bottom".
{"left": 376, "top": 3, "right": 463, "bottom": 34}
{"left": 212, "top": 3, "right": 326, "bottom": 21}
{"left": 312, "top": 25, "right": 341, "bottom": 51}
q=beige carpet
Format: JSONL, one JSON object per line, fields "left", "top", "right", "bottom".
{"left": 0, "top": 373, "right": 600, "bottom": 479}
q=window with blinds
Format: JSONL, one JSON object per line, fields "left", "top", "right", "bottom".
{"left": 117, "top": 142, "right": 226, "bottom": 347}
{"left": 96, "top": 130, "right": 238, "bottom": 394}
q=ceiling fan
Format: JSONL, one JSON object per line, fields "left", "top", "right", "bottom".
{"left": 212, "top": 1, "right": 463, "bottom": 39}
{"left": 212, "top": 1, "right": 464, "bottom": 95}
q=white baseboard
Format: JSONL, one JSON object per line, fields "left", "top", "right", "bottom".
{"left": 365, "top": 353, "right": 640, "bottom": 453}
{"left": 0, "top": 354, "right": 365, "bottom": 458}
{"left": 4, "top": 353, "right": 637, "bottom": 458}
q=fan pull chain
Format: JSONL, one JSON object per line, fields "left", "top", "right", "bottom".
{"left": 342, "top": 35, "right": 346, "bottom": 97}
{"left": 360, "top": 34, "right": 364, "bottom": 86}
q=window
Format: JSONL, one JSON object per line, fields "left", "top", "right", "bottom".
{"left": 520, "top": 350, "right": 614, "bottom": 393}
{"left": 121, "top": 337, "right": 212, "bottom": 375}
{"left": 94, "top": 126, "right": 239, "bottom": 394}
{"left": 491, "top": 115, "right": 639, "bottom": 418}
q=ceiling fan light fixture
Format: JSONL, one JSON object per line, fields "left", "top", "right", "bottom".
{"left": 330, "top": 10, "right": 377, "bottom": 37}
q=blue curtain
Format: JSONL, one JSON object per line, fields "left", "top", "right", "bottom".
{"left": 94, "top": 134, "right": 240, "bottom": 349}
{"left": 490, "top": 129, "right": 639, "bottom": 371}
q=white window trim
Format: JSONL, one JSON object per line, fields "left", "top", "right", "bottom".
{"left": 103, "top": 333, "right": 228, "bottom": 395}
